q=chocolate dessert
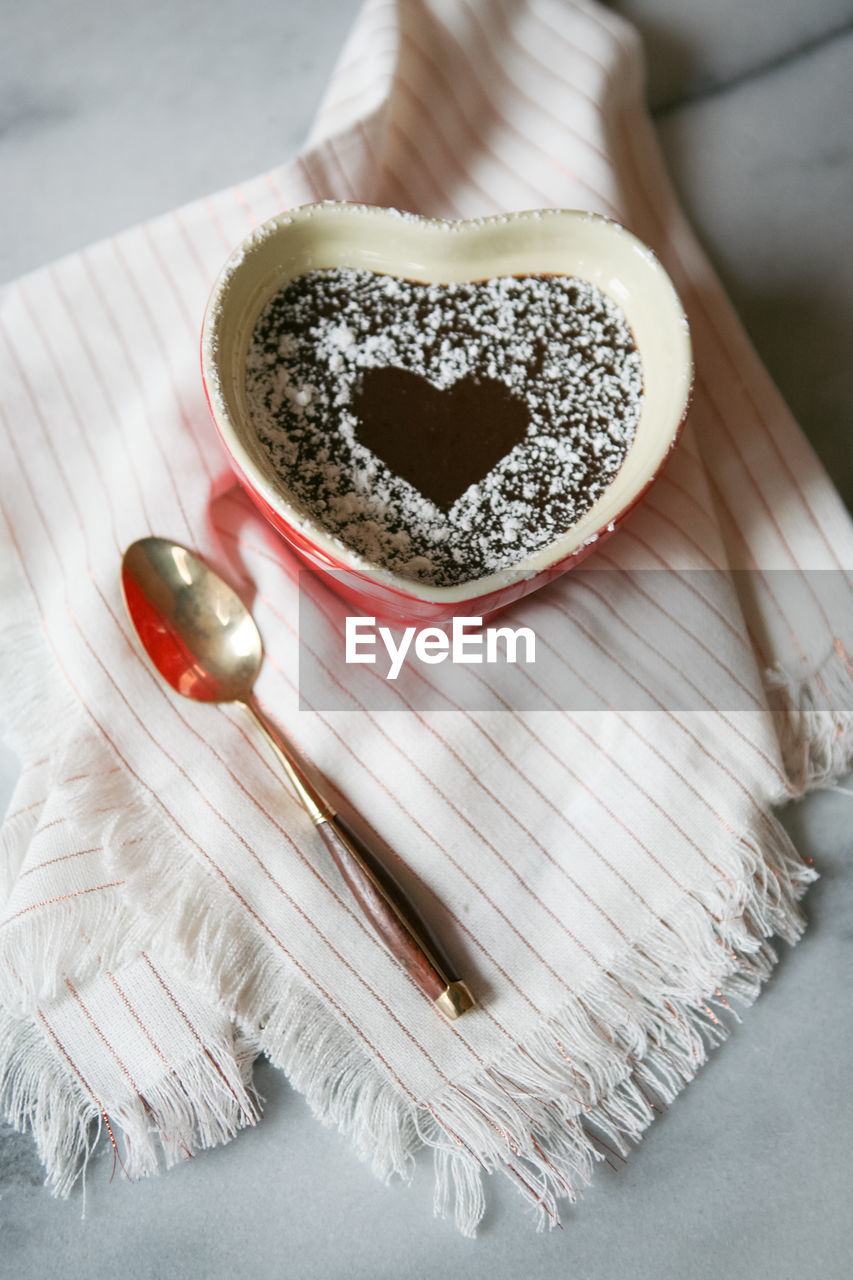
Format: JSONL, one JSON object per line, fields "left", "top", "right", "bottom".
{"left": 245, "top": 267, "right": 642, "bottom": 585}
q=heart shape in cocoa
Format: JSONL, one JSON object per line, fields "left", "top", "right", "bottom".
{"left": 351, "top": 367, "right": 529, "bottom": 511}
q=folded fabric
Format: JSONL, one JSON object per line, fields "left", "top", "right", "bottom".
{"left": 1, "top": 0, "right": 852, "bottom": 1233}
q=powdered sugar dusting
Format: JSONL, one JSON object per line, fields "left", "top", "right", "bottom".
{"left": 246, "top": 267, "right": 642, "bottom": 585}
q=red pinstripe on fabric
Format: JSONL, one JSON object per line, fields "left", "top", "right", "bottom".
{"left": 1, "top": 883, "right": 126, "bottom": 929}
{"left": 642, "top": 483, "right": 727, "bottom": 570}
{"left": 384, "top": 72, "right": 514, "bottom": 211}
{"left": 390, "top": 663, "right": 670, "bottom": 928}
{"left": 14, "top": 286, "right": 126, "bottom": 556}
{"left": 462, "top": 0, "right": 614, "bottom": 168}
{"left": 45, "top": 264, "right": 157, "bottom": 536}
{"left": 105, "top": 970, "right": 178, "bottom": 1079}
{"left": 4, "top": 766, "right": 121, "bottom": 825}
{"left": 332, "top": 6, "right": 617, "bottom": 218}
{"left": 520, "top": 623, "right": 748, "bottom": 856}
{"left": 294, "top": 583, "right": 673, "bottom": 944}
{"left": 4, "top": 798, "right": 49, "bottom": 822}
{"left": 464, "top": 640, "right": 776, "bottom": 864}
{"left": 264, "top": 171, "right": 289, "bottom": 212}
{"left": 317, "top": 0, "right": 399, "bottom": 84}
{"left": 172, "top": 207, "right": 218, "bottom": 288}
{"left": 611, "top": 529, "right": 755, "bottom": 652}
{"left": 703, "top": 469, "right": 812, "bottom": 665}
{"left": 109, "top": 236, "right": 214, "bottom": 483}
{"left": 77, "top": 251, "right": 197, "bottom": 544}
{"left": 64, "top": 978, "right": 144, "bottom": 1097}
{"left": 18, "top": 846, "right": 110, "bottom": 880}
{"left": 142, "top": 223, "right": 200, "bottom": 332}
{"left": 346, "top": 698, "right": 638, "bottom": 960}
{"left": 592, "top": 552, "right": 763, "bottom": 708}
{"left": 448, "top": 638, "right": 733, "bottom": 888}
{"left": 323, "top": 136, "right": 360, "bottom": 201}
{"left": 234, "top": 186, "right": 260, "bottom": 229}
{"left": 402, "top": 8, "right": 612, "bottom": 211}
{"left": 203, "top": 195, "right": 238, "bottom": 251}
{"left": 37, "top": 1010, "right": 100, "bottom": 1106}
{"left": 19, "top": 756, "right": 50, "bottom": 773}
{"left": 398, "top": 30, "right": 561, "bottom": 209}
{"left": 140, "top": 953, "right": 252, "bottom": 1116}
{"left": 427, "top": 644, "right": 735, "bottom": 888}
{"left": 309, "top": 63, "right": 396, "bottom": 139}
{"left": 542, "top": 592, "right": 787, "bottom": 800}
{"left": 386, "top": 118, "right": 468, "bottom": 215}
{"left": 406, "top": 689, "right": 666, "bottom": 937}
{"left": 0, "top": 325, "right": 89, "bottom": 546}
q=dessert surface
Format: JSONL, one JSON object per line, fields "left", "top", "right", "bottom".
{"left": 246, "top": 267, "right": 643, "bottom": 583}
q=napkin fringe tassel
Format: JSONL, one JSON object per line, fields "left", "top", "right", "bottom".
{"left": 768, "top": 640, "right": 853, "bottom": 791}
{"left": 0, "top": 1006, "right": 100, "bottom": 1198}
{"left": 0, "top": 995, "right": 261, "bottom": 1198}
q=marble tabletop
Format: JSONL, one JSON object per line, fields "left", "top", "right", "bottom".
{"left": 2, "top": 2, "right": 852, "bottom": 1276}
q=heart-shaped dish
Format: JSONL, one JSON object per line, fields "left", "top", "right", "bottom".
{"left": 201, "top": 203, "right": 692, "bottom": 625}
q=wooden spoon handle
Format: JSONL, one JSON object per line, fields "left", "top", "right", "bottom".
{"left": 316, "top": 815, "right": 474, "bottom": 1019}
{"left": 244, "top": 698, "right": 474, "bottom": 1018}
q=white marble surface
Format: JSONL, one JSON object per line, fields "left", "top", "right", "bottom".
{"left": 1, "top": 1, "right": 852, "bottom": 1275}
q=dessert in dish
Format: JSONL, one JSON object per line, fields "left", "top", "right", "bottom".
{"left": 201, "top": 203, "right": 692, "bottom": 626}
{"left": 245, "top": 266, "right": 643, "bottom": 587}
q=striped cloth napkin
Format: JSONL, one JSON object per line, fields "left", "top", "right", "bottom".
{"left": 1, "top": 0, "right": 852, "bottom": 1233}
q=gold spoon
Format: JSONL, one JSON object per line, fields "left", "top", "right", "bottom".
{"left": 121, "top": 536, "right": 474, "bottom": 1019}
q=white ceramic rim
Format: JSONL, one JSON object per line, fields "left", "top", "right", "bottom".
{"left": 201, "top": 202, "right": 693, "bottom": 604}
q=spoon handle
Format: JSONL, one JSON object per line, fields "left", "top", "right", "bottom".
{"left": 315, "top": 815, "right": 474, "bottom": 1019}
{"left": 245, "top": 700, "right": 474, "bottom": 1019}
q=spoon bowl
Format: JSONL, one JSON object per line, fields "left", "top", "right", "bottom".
{"left": 121, "top": 537, "right": 262, "bottom": 703}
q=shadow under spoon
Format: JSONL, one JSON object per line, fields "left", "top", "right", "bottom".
{"left": 120, "top": 535, "right": 474, "bottom": 1020}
